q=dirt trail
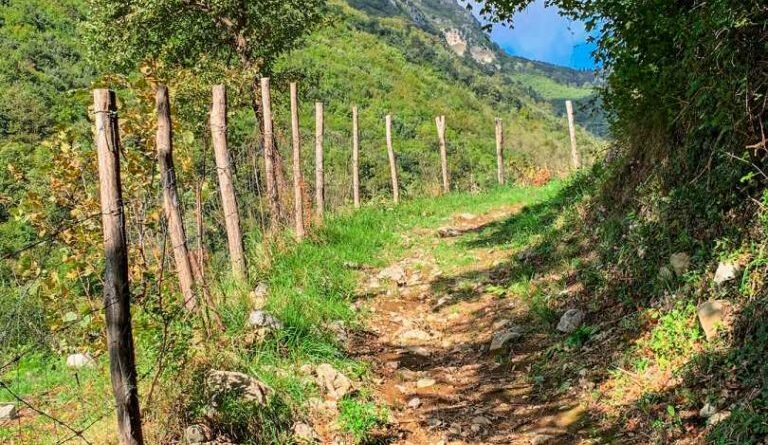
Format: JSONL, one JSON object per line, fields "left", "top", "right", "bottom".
{"left": 353, "top": 206, "right": 591, "bottom": 445}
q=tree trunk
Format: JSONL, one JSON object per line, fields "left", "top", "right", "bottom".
{"left": 566, "top": 100, "right": 581, "bottom": 169}
{"left": 92, "top": 89, "right": 145, "bottom": 445}
{"left": 352, "top": 106, "right": 360, "bottom": 209}
{"left": 210, "top": 85, "right": 247, "bottom": 279}
{"left": 155, "top": 85, "right": 196, "bottom": 310}
{"left": 495, "top": 118, "right": 505, "bottom": 185}
{"left": 435, "top": 115, "right": 449, "bottom": 194}
{"left": 315, "top": 102, "right": 325, "bottom": 219}
{"left": 385, "top": 114, "right": 400, "bottom": 204}
{"left": 260, "top": 77, "right": 281, "bottom": 227}
{"left": 290, "top": 82, "right": 305, "bottom": 240}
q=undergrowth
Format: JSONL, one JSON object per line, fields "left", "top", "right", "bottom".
{"left": 0, "top": 184, "right": 557, "bottom": 444}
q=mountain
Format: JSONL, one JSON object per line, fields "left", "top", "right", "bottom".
{"left": 345, "top": 0, "right": 607, "bottom": 136}
{"left": 270, "top": 0, "right": 604, "bottom": 207}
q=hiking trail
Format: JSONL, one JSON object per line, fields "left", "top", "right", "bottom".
{"left": 351, "top": 204, "right": 592, "bottom": 445}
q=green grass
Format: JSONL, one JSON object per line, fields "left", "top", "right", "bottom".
{"left": 1, "top": 182, "right": 567, "bottom": 444}
{"left": 511, "top": 73, "right": 596, "bottom": 101}
{"left": 338, "top": 396, "right": 389, "bottom": 443}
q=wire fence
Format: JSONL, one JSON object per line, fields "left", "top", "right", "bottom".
{"left": 0, "top": 82, "right": 585, "bottom": 444}
{"left": 0, "top": 168, "right": 196, "bottom": 444}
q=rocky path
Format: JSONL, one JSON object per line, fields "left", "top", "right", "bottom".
{"left": 353, "top": 207, "right": 591, "bottom": 445}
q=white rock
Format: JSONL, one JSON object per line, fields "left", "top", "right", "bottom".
{"left": 707, "top": 410, "right": 731, "bottom": 426}
{"left": 407, "top": 346, "right": 431, "bottom": 357}
{"left": 399, "top": 329, "right": 432, "bottom": 343}
{"left": 416, "top": 378, "right": 436, "bottom": 388}
{"left": 184, "top": 424, "right": 211, "bottom": 444}
{"left": 531, "top": 434, "right": 554, "bottom": 445}
{"left": 697, "top": 300, "right": 732, "bottom": 341}
{"left": 489, "top": 328, "right": 523, "bottom": 352}
{"left": 407, "top": 397, "right": 421, "bottom": 409}
{"left": 699, "top": 403, "right": 717, "bottom": 418}
{"left": 66, "top": 353, "right": 96, "bottom": 369}
{"left": 492, "top": 319, "right": 510, "bottom": 330}
{"left": 658, "top": 266, "right": 674, "bottom": 281}
{"left": 316, "top": 363, "right": 352, "bottom": 400}
{"left": 0, "top": 404, "right": 17, "bottom": 421}
{"left": 292, "top": 422, "right": 317, "bottom": 443}
{"left": 342, "top": 261, "right": 362, "bottom": 270}
{"left": 714, "top": 262, "right": 740, "bottom": 285}
{"left": 670, "top": 252, "right": 691, "bottom": 275}
{"left": 206, "top": 370, "right": 272, "bottom": 405}
{"left": 432, "top": 296, "right": 452, "bottom": 311}
{"left": 437, "top": 227, "right": 461, "bottom": 238}
{"left": 377, "top": 265, "right": 407, "bottom": 285}
{"left": 556, "top": 309, "right": 585, "bottom": 333}
{"left": 247, "top": 310, "right": 282, "bottom": 330}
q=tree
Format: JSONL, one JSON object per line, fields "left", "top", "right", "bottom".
{"left": 88, "top": 0, "right": 325, "bottom": 75}
{"left": 88, "top": 0, "right": 327, "bottom": 224}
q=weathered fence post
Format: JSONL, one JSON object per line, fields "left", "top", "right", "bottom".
{"left": 315, "top": 102, "right": 325, "bottom": 219}
{"left": 260, "top": 77, "right": 281, "bottom": 226}
{"left": 210, "top": 85, "right": 247, "bottom": 279}
{"left": 435, "top": 115, "right": 449, "bottom": 194}
{"left": 155, "top": 85, "right": 196, "bottom": 310}
{"left": 566, "top": 100, "right": 581, "bottom": 169}
{"left": 495, "top": 118, "right": 505, "bottom": 185}
{"left": 385, "top": 114, "right": 400, "bottom": 204}
{"left": 195, "top": 134, "right": 207, "bottom": 283}
{"left": 92, "top": 89, "right": 145, "bottom": 445}
{"left": 290, "top": 82, "right": 305, "bottom": 240}
{"left": 352, "top": 105, "right": 361, "bottom": 209}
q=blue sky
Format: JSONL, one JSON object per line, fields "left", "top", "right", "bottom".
{"left": 464, "top": 0, "right": 597, "bottom": 69}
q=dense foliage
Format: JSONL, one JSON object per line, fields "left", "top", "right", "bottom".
{"left": 475, "top": 1, "right": 768, "bottom": 442}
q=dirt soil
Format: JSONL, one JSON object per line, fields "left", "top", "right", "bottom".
{"left": 352, "top": 206, "right": 594, "bottom": 445}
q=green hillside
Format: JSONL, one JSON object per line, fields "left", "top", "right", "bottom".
{"left": 0, "top": 0, "right": 605, "bottom": 443}
{"left": 271, "top": 1, "right": 602, "bottom": 207}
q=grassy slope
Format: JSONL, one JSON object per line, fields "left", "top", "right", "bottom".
{"left": 460, "top": 168, "right": 768, "bottom": 444}
{"left": 510, "top": 73, "right": 596, "bottom": 101}
{"left": 1, "top": 184, "right": 561, "bottom": 444}
{"left": 270, "top": 2, "right": 602, "bottom": 208}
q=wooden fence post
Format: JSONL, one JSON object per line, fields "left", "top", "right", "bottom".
{"left": 289, "top": 82, "right": 305, "bottom": 240}
{"left": 195, "top": 132, "right": 207, "bottom": 283}
{"left": 155, "top": 85, "right": 196, "bottom": 310}
{"left": 385, "top": 114, "right": 400, "bottom": 204}
{"left": 210, "top": 85, "right": 247, "bottom": 279}
{"left": 566, "top": 100, "right": 581, "bottom": 169}
{"left": 315, "top": 102, "right": 325, "bottom": 219}
{"left": 435, "top": 115, "right": 449, "bottom": 194}
{"left": 352, "top": 105, "right": 360, "bottom": 209}
{"left": 261, "top": 77, "right": 281, "bottom": 226}
{"left": 495, "top": 118, "right": 505, "bottom": 185}
{"left": 92, "top": 89, "right": 145, "bottom": 445}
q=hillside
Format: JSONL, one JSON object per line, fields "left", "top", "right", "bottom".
{"left": 346, "top": 0, "right": 607, "bottom": 136}
{"left": 271, "top": 0, "right": 603, "bottom": 207}
{"left": 0, "top": 1, "right": 604, "bottom": 444}
{"left": 3, "top": 0, "right": 768, "bottom": 444}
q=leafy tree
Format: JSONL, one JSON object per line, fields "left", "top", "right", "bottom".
{"left": 477, "top": 0, "right": 767, "bottom": 187}
{"left": 87, "top": 0, "right": 326, "bottom": 82}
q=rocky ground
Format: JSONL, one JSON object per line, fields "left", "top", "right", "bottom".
{"left": 352, "top": 207, "right": 593, "bottom": 445}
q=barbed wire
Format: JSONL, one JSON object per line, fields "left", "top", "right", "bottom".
{"left": 0, "top": 220, "right": 198, "bottom": 444}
